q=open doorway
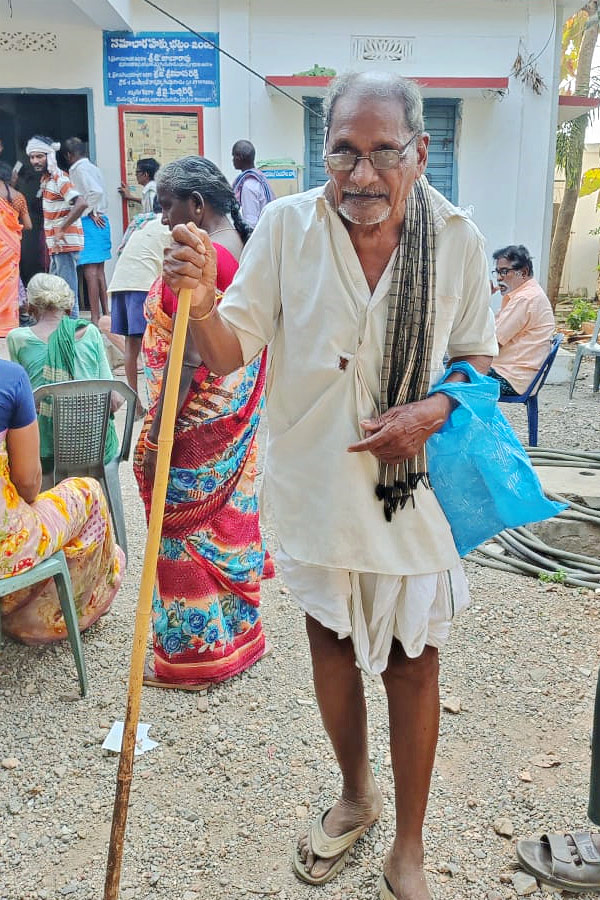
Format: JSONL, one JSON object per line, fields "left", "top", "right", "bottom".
{"left": 0, "top": 90, "right": 91, "bottom": 285}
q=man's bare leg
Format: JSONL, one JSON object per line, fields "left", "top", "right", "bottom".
{"left": 380, "top": 642, "right": 439, "bottom": 900}
{"left": 83, "top": 264, "right": 102, "bottom": 324}
{"left": 97, "top": 264, "right": 108, "bottom": 317}
{"left": 124, "top": 335, "right": 144, "bottom": 415}
{"left": 297, "top": 614, "right": 383, "bottom": 881}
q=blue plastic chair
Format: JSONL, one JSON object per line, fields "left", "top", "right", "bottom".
{"left": 498, "top": 334, "right": 563, "bottom": 447}
{"left": 0, "top": 550, "right": 88, "bottom": 697}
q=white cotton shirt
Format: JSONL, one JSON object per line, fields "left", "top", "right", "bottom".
{"left": 239, "top": 176, "right": 266, "bottom": 227}
{"left": 69, "top": 157, "right": 108, "bottom": 216}
{"left": 107, "top": 216, "right": 172, "bottom": 294}
{"left": 142, "top": 180, "right": 157, "bottom": 214}
{"left": 219, "top": 184, "right": 498, "bottom": 576}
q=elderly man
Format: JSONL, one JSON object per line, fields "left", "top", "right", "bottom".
{"left": 489, "top": 244, "right": 555, "bottom": 396}
{"left": 161, "top": 72, "right": 497, "bottom": 900}
{"left": 27, "top": 135, "right": 86, "bottom": 316}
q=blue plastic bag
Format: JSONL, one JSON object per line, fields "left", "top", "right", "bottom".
{"left": 426, "top": 362, "right": 566, "bottom": 557}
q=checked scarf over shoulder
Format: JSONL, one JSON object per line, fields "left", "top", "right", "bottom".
{"left": 376, "top": 175, "right": 436, "bottom": 522}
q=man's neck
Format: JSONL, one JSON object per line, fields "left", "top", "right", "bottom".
{"left": 344, "top": 206, "right": 406, "bottom": 251}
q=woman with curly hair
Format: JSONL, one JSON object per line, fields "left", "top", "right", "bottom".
{"left": 134, "top": 155, "right": 273, "bottom": 690}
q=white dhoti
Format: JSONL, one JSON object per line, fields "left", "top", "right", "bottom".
{"left": 277, "top": 549, "right": 470, "bottom": 676}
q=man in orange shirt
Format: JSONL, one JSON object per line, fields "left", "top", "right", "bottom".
{"left": 489, "top": 244, "right": 555, "bottom": 395}
{"left": 27, "top": 135, "right": 86, "bottom": 317}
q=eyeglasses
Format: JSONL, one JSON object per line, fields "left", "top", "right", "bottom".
{"left": 492, "top": 266, "right": 521, "bottom": 278}
{"left": 323, "top": 133, "right": 419, "bottom": 172}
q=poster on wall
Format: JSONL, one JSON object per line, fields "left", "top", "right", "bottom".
{"left": 119, "top": 106, "right": 203, "bottom": 224}
{"left": 104, "top": 31, "right": 219, "bottom": 107}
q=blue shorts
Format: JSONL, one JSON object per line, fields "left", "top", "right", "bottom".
{"left": 79, "top": 215, "right": 112, "bottom": 265}
{"left": 110, "top": 290, "right": 147, "bottom": 336}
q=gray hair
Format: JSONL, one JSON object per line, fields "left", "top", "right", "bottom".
{"left": 156, "top": 155, "right": 253, "bottom": 244}
{"left": 26, "top": 272, "right": 74, "bottom": 313}
{"left": 323, "top": 71, "right": 425, "bottom": 134}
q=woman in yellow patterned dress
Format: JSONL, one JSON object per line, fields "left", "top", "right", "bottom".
{"left": 0, "top": 358, "right": 125, "bottom": 644}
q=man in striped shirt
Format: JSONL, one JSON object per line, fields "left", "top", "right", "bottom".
{"left": 27, "top": 135, "right": 86, "bottom": 316}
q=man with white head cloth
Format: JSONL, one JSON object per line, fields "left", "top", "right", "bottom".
{"left": 27, "top": 135, "right": 86, "bottom": 316}
{"left": 162, "top": 72, "right": 497, "bottom": 899}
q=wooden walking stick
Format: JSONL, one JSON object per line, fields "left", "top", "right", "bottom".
{"left": 104, "top": 288, "right": 192, "bottom": 900}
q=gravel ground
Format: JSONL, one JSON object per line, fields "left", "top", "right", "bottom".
{"left": 0, "top": 354, "right": 599, "bottom": 900}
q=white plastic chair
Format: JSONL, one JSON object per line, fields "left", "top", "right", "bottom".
{"left": 569, "top": 310, "right": 600, "bottom": 399}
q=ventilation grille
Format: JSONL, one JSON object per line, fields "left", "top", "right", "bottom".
{"left": 352, "top": 35, "right": 415, "bottom": 63}
{"left": 0, "top": 32, "right": 58, "bottom": 52}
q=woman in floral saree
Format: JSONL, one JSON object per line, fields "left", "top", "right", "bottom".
{"left": 134, "top": 156, "right": 273, "bottom": 689}
{"left": 0, "top": 359, "right": 124, "bottom": 644}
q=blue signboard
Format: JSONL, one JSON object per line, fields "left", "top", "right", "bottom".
{"left": 104, "top": 31, "right": 220, "bottom": 107}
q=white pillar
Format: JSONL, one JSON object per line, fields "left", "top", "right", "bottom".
{"left": 218, "top": 0, "right": 251, "bottom": 179}
{"left": 514, "top": 1, "right": 562, "bottom": 285}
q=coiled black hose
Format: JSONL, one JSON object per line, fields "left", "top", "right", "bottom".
{"left": 466, "top": 447, "right": 600, "bottom": 588}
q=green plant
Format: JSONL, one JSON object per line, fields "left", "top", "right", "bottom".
{"left": 566, "top": 298, "right": 597, "bottom": 330}
{"left": 538, "top": 569, "right": 567, "bottom": 584}
{"left": 294, "top": 65, "right": 337, "bottom": 77}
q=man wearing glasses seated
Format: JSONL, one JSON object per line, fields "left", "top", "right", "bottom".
{"left": 162, "top": 71, "right": 497, "bottom": 900}
{"left": 489, "top": 244, "right": 555, "bottom": 395}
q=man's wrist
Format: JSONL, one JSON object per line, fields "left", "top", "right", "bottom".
{"left": 426, "top": 392, "right": 453, "bottom": 422}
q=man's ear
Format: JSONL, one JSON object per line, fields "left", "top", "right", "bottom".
{"left": 416, "top": 132, "right": 429, "bottom": 175}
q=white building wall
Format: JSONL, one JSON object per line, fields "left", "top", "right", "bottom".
{"left": 0, "top": 0, "right": 570, "bottom": 281}
{"left": 245, "top": 0, "right": 561, "bottom": 276}
{"left": 556, "top": 144, "right": 600, "bottom": 298}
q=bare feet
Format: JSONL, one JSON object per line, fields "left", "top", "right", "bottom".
{"left": 296, "top": 778, "right": 383, "bottom": 882}
{"left": 382, "top": 841, "right": 432, "bottom": 900}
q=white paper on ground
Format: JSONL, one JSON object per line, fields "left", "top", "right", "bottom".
{"left": 102, "top": 721, "right": 159, "bottom": 756}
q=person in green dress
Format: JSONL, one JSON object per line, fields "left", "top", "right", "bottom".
{"left": 7, "top": 272, "right": 122, "bottom": 473}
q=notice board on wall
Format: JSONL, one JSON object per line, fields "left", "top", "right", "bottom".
{"left": 118, "top": 106, "right": 204, "bottom": 225}
{"left": 104, "top": 32, "right": 219, "bottom": 107}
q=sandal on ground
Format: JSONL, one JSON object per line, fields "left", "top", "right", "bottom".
{"left": 516, "top": 832, "right": 600, "bottom": 893}
{"left": 292, "top": 808, "right": 372, "bottom": 886}
{"left": 142, "top": 660, "right": 210, "bottom": 693}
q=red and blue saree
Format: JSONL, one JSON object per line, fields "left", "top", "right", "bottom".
{"left": 134, "top": 246, "right": 273, "bottom": 685}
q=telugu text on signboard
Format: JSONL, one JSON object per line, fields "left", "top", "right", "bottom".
{"left": 104, "top": 31, "right": 220, "bottom": 107}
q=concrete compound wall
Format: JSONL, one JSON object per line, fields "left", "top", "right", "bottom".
{"left": 0, "top": 0, "right": 571, "bottom": 282}
{"left": 555, "top": 144, "right": 600, "bottom": 298}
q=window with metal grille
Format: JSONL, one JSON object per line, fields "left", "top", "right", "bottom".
{"left": 304, "top": 96, "right": 458, "bottom": 204}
